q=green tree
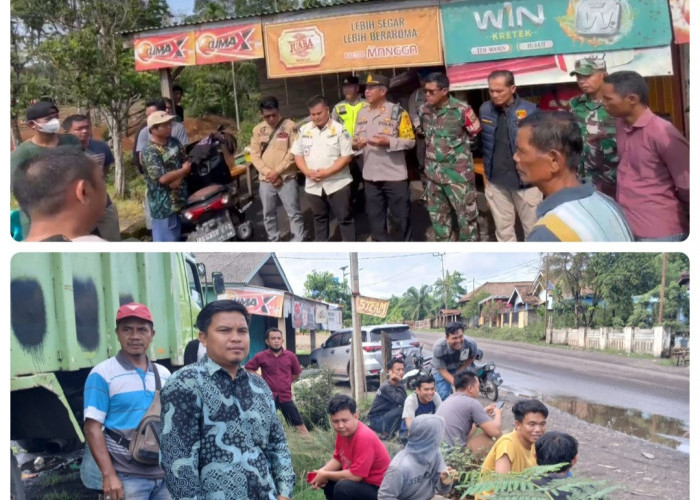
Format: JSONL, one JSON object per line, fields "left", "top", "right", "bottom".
{"left": 22, "top": 0, "right": 168, "bottom": 197}
{"left": 400, "top": 285, "right": 436, "bottom": 321}
{"left": 432, "top": 270, "right": 467, "bottom": 309}
{"left": 547, "top": 253, "right": 597, "bottom": 328}
{"left": 461, "top": 290, "right": 490, "bottom": 323}
{"left": 303, "top": 271, "right": 351, "bottom": 323}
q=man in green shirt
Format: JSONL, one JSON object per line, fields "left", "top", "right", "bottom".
{"left": 568, "top": 57, "right": 619, "bottom": 198}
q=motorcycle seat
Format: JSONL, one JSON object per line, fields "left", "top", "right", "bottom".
{"left": 186, "top": 184, "right": 227, "bottom": 205}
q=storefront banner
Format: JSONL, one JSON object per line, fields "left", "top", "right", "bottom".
{"left": 292, "top": 298, "right": 318, "bottom": 330}
{"left": 357, "top": 296, "right": 390, "bottom": 318}
{"left": 447, "top": 46, "right": 673, "bottom": 90}
{"left": 328, "top": 310, "right": 343, "bottom": 331}
{"left": 218, "top": 287, "right": 284, "bottom": 318}
{"left": 315, "top": 304, "right": 329, "bottom": 324}
{"left": 195, "top": 24, "right": 264, "bottom": 64}
{"left": 441, "top": 0, "right": 672, "bottom": 65}
{"left": 264, "top": 7, "right": 443, "bottom": 78}
{"left": 135, "top": 32, "right": 196, "bottom": 71}
{"left": 669, "top": 0, "right": 689, "bottom": 44}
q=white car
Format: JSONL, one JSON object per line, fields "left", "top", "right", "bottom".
{"left": 309, "top": 324, "right": 420, "bottom": 382}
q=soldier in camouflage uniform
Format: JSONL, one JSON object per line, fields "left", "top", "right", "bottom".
{"left": 569, "top": 57, "right": 618, "bottom": 198}
{"left": 420, "top": 72, "right": 482, "bottom": 241}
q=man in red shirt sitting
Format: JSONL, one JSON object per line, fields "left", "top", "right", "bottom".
{"left": 310, "top": 394, "right": 391, "bottom": 500}
{"left": 246, "top": 328, "right": 309, "bottom": 434}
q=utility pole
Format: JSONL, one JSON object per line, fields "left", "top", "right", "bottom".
{"left": 349, "top": 253, "right": 366, "bottom": 400}
{"left": 339, "top": 265, "right": 349, "bottom": 286}
{"left": 658, "top": 253, "right": 667, "bottom": 324}
{"left": 543, "top": 253, "right": 551, "bottom": 343}
{"left": 433, "top": 253, "right": 447, "bottom": 310}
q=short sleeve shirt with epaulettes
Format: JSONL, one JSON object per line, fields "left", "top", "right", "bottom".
{"left": 291, "top": 119, "right": 353, "bottom": 196}
{"left": 569, "top": 93, "right": 618, "bottom": 195}
{"left": 421, "top": 96, "right": 481, "bottom": 185}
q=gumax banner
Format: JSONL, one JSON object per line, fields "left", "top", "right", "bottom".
{"left": 441, "top": 0, "right": 673, "bottom": 66}
{"left": 135, "top": 32, "right": 196, "bottom": 71}
{"left": 218, "top": 287, "right": 284, "bottom": 318}
{"left": 195, "top": 24, "right": 264, "bottom": 64}
{"left": 264, "top": 7, "right": 443, "bottom": 78}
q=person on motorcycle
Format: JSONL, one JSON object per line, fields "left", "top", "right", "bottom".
{"left": 436, "top": 370, "right": 502, "bottom": 457}
{"left": 430, "top": 322, "right": 479, "bottom": 401}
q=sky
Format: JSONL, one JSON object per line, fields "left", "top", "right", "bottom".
{"left": 168, "top": 0, "right": 195, "bottom": 16}
{"left": 275, "top": 252, "right": 542, "bottom": 298}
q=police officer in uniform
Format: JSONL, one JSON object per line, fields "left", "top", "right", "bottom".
{"left": 353, "top": 73, "right": 415, "bottom": 241}
{"left": 332, "top": 76, "right": 367, "bottom": 212}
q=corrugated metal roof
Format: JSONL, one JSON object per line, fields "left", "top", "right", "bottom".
{"left": 121, "top": 0, "right": 381, "bottom": 36}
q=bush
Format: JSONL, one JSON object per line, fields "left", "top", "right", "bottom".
{"left": 284, "top": 424, "right": 335, "bottom": 499}
{"left": 292, "top": 369, "right": 336, "bottom": 431}
{"left": 611, "top": 316, "right": 625, "bottom": 328}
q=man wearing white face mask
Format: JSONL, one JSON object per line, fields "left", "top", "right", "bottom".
{"left": 11, "top": 101, "right": 82, "bottom": 183}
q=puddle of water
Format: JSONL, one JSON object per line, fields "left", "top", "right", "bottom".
{"left": 545, "top": 396, "right": 689, "bottom": 453}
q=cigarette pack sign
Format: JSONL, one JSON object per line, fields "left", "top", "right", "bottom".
{"left": 442, "top": 0, "right": 672, "bottom": 65}
{"left": 264, "top": 7, "right": 443, "bottom": 78}
{"left": 195, "top": 24, "right": 265, "bottom": 64}
{"left": 134, "top": 32, "right": 196, "bottom": 71}
{"left": 357, "top": 296, "right": 390, "bottom": 318}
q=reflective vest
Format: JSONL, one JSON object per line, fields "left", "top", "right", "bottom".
{"left": 333, "top": 100, "right": 367, "bottom": 137}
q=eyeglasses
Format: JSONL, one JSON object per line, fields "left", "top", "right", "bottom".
{"left": 425, "top": 88, "right": 446, "bottom": 95}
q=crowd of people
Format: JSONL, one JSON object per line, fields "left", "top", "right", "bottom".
{"left": 80, "top": 304, "right": 581, "bottom": 500}
{"left": 10, "top": 57, "right": 689, "bottom": 242}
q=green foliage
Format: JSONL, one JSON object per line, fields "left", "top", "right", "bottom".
{"left": 304, "top": 271, "right": 351, "bottom": 324}
{"left": 292, "top": 370, "right": 337, "bottom": 431}
{"left": 433, "top": 270, "right": 468, "bottom": 309}
{"left": 462, "top": 290, "right": 490, "bottom": 322}
{"left": 477, "top": 326, "right": 545, "bottom": 344}
{"left": 442, "top": 443, "right": 481, "bottom": 479}
{"left": 400, "top": 285, "right": 438, "bottom": 321}
{"left": 457, "top": 465, "right": 621, "bottom": 499}
{"left": 284, "top": 424, "right": 336, "bottom": 499}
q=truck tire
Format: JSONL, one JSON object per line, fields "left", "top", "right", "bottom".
{"left": 11, "top": 453, "right": 26, "bottom": 500}
{"left": 15, "top": 439, "right": 46, "bottom": 453}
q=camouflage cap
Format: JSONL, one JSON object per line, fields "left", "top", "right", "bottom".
{"left": 570, "top": 57, "right": 607, "bottom": 76}
{"left": 364, "top": 73, "right": 390, "bottom": 87}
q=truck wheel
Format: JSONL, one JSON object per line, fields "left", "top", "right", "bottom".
{"left": 15, "top": 439, "right": 46, "bottom": 453}
{"left": 11, "top": 453, "right": 26, "bottom": 500}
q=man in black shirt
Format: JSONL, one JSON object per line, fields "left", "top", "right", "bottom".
{"left": 367, "top": 358, "right": 407, "bottom": 439}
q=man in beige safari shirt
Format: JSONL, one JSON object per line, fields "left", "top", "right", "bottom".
{"left": 249, "top": 96, "right": 305, "bottom": 241}
{"left": 292, "top": 95, "right": 355, "bottom": 241}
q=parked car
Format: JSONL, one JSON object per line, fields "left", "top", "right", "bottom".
{"left": 309, "top": 324, "right": 420, "bottom": 383}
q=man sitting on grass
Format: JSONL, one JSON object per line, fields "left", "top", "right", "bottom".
{"left": 309, "top": 394, "right": 390, "bottom": 500}
{"left": 367, "top": 358, "right": 407, "bottom": 439}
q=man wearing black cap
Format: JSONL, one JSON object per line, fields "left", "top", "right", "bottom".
{"left": 353, "top": 73, "right": 415, "bottom": 241}
{"left": 11, "top": 101, "right": 81, "bottom": 182}
{"left": 332, "top": 76, "right": 367, "bottom": 212}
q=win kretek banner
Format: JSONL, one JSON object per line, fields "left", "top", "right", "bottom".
{"left": 195, "top": 23, "right": 264, "bottom": 64}
{"left": 447, "top": 46, "right": 673, "bottom": 90}
{"left": 219, "top": 288, "right": 284, "bottom": 318}
{"left": 357, "top": 296, "right": 390, "bottom": 318}
{"left": 264, "top": 7, "right": 443, "bottom": 78}
{"left": 441, "top": 0, "right": 672, "bottom": 66}
{"left": 135, "top": 32, "right": 196, "bottom": 71}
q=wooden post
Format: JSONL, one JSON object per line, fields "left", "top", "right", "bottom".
{"left": 159, "top": 69, "right": 172, "bottom": 99}
{"left": 381, "top": 332, "right": 392, "bottom": 382}
{"left": 349, "top": 253, "right": 366, "bottom": 400}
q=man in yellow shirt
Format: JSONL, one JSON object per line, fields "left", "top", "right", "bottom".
{"left": 481, "top": 399, "right": 548, "bottom": 474}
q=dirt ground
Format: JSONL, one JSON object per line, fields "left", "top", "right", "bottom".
{"left": 17, "top": 382, "right": 689, "bottom": 500}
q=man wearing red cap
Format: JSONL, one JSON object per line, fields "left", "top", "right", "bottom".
{"left": 83, "top": 303, "right": 171, "bottom": 500}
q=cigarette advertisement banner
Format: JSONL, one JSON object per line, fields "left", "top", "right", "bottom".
{"left": 218, "top": 287, "right": 284, "bottom": 318}
{"left": 264, "top": 7, "right": 443, "bottom": 78}
{"left": 441, "top": 0, "right": 672, "bottom": 66}
{"left": 669, "top": 0, "right": 689, "bottom": 44}
{"left": 447, "top": 46, "right": 673, "bottom": 90}
{"left": 135, "top": 32, "right": 196, "bottom": 71}
{"left": 195, "top": 24, "right": 265, "bottom": 64}
{"left": 292, "top": 298, "right": 318, "bottom": 330}
{"left": 357, "top": 296, "right": 390, "bottom": 318}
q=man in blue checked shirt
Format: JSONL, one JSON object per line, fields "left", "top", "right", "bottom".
{"left": 83, "top": 303, "right": 172, "bottom": 500}
{"left": 159, "top": 300, "right": 295, "bottom": 500}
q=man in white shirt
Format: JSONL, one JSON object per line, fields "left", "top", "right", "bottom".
{"left": 292, "top": 95, "right": 356, "bottom": 241}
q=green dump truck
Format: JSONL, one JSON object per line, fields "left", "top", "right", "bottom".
{"left": 10, "top": 253, "right": 205, "bottom": 498}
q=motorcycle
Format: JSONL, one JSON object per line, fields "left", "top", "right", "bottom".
{"left": 180, "top": 125, "right": 253, "bottom": 242}
{"left": 400, "top": 346, "right": 433, "bottom": 390}
{"left": 471, "top": 349, "right": 503, "bottom": 401}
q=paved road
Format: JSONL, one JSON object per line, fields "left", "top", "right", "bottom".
{"left": 414, "top": 331, "right": 690, "bottom": 424}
